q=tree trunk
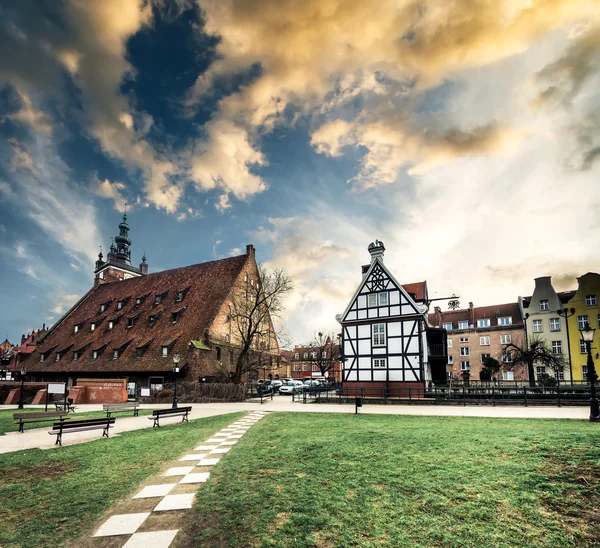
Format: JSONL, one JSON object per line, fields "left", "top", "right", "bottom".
{"left": 528, "top": 360, "right": 535, "bottom": 387}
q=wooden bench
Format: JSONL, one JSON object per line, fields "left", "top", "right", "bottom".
{"left": 103, "top": 402, "right": 140, "bottom": 417}
{"left": 13, "top": 411, "right": 70, "bottom": 433}
{"left": 53, "top": 400, "right": 77, "bottom": 413}
{"left": 148, "top": 406, "right": 191, "bottom": 428}
{"left": 49, "top": 417, "right": 116, "bottom": 446}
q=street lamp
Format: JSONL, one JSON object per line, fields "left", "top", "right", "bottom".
{"left": 579, "top": 322, "right": 599, "bottom": 422}
{"left": 558, "top": 307, "right": 576, "bottom": 384}
{"left": 18, "top": 366, "right": 27, "bottom": 409}
{"left": 172, "top": 352, "right": 180, "bottom": 409}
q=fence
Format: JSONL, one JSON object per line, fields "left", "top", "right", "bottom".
{"left": 296, "top": 382, "right": 598, "bottom": 407}
{"left": 144, "top": 382, "right": 247, "bottom": 403}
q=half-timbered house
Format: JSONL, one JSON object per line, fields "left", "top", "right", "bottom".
{"left": 337, "top": 241, "right": 444, "bottom": 395}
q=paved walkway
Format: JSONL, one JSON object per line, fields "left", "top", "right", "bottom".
{"left": 87, "top": 411, "right": 267, "bottom": 548}
{"left": 0, "top": 399, "right": 590, "bottom": 455}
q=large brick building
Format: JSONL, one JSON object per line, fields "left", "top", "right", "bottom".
{"left": 16, "top": 214, "right": 279, "bottom": 392}
{"left": 429, "top": 302, "right": 527, "bottom": 381}
{"left": 284, "top": 341, "right": 343, "bottom": 382}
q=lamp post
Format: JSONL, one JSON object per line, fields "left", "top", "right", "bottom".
{"left": 558, "top": 307, "right": 576, "bottom": 384}
{"left": 171, "top": 352, "right": 180, "bottom": 409}
{"left": 17, "top": 366, "right": 27, "bottom": 410}
{"left": 579, "top": 322, "right": 599, "bottom": 422}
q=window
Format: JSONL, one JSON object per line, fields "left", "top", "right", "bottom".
{"left": 303, "top": 352, "right": 308, "bottom": 359}
{"left": 459, "top": 337, "right": 469, "bottom": 343}
{"left": 582, "top": 366, "right": 588, "bottom": 381}
{"left": 172, "top": 312, "right": 180, "bottom": 324}
{"left": 503, "top": 371, "right": 514, "bottom": 381}
{"left": 368, "top": 294, "right": 377, "bottom": 307}
{"left": 460, "top": 347, "right": 470, "bottom": 356}
{"left": 311, "top": 352, "right": 317, "bottom": 359}
{"left": 500, "top": 334, "right": 512, "bottom": 345}
{"left": 372, "top": 323, "right": 386, "bottom": 346}
{"left": 162, "top": 346, "right": 168, "bottom": 357}
{"left": 117, "top": 301, "right": 123, "bottom": 310}
{"left": 373, "top": 358, "right": 387, "bottom": 368}
{"left": 502, "top": 351, "right": 513, "bottom": 363}
{"left": 293, "top": 364, "right": 300, "bottom": 372}
{"left": 40, "top": 353, "right": 45, "bottom": 362}
{"left": 448, "top": 356, "right": 454, "bottom": 365}
{"left": 536, "top": 366, "right": 546, "bottom": 377}
{"left": 549, "top": 318, "right": 560, "bottom": 331}
{"left": 108, "top": 321, "right": 114, "bottom": 330}
{"left": 447, "top": 339, "right": 453, "bottom": 347}
{"left": 598, "top": 313, "right": 600, "bottom": 328}
{"left": 312, "top": 364, "right": 318, "bottom": 371}
{"left": 477, "top": 319, "right": 490, "bottom": 328}
{"left": 578, "top": 315, "right": 589, "bottom": 330}
{"left": 90, "top": 322, "right": 96, "bottom": 331}
{"left": 458, "top": 321, "right": 469, "bottom": 330}
{"left": 73, "top": 351, "right": 78, "bottom": 360}
{"left": 302, "top": 364, "right": 308, "bottom": 371}
{"left": 479, "top": 336, "right": 490, "bottom": 346}
{"left": 176, "top": 292, "right": 183, "bottom": 303}
{"left": 554, "top": 368, "right": 564, "bottom": 381}
{"left": 540, "top": 300, "right": 549, "bottom": 311}
{"left": 461, "top": 361, "right": 470, "bottom": 371}
{"left": 322, "top": 351, "right": 327, "bottom": 358}
{"left": 481, "top": 353, "right": 491, "bottom": 363}
{"left": 55, "top": 352, "right": 61, "bottom": 362}
{"left": 74, "top": 325, "right": 79, "bottom": 333}
{"left": 155, "top": 295, "right": 162, "bottom": 305}
{"left": 551, "top": 341, "right": 562, "bottom": 354}
{"left": 586, "top": 295, "right": 597, "bottom": 306}
{"left": 443, "top": 322, "right": 452, "bottom": 331}
{"left": 378, "top": 292, "right": 388, "bottom": 305}
{"left": 100, "top": 304, "right": 106, "bottom": 312}
{"left": 580, "top": 340, "right": 588, "bottom": 354}
{"left": 532, "top": 319, "right": 543, "bottom": 333}
{"left": 294, "top": 353, "right": 299, "bottom": 359}
{"left": 92, "top": 350, "right": 98, "bottom": 360}
{"left": 244, "top": 274, "right": 247, "bottom": 282}
{"left": 127, "top": 318, "right": 134, "bottom": 328}
{"left": 113, "top": 350, "right": 119, "bottom": 360}
{"left": 498, "top": 317, "right": 512, "bottom": 326}
{"left": 216, "top": 347, "right": 221, "bottom": 361}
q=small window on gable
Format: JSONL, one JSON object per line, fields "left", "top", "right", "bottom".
{"left": 378, "top": 292, "right": 388, "bottom": 305}
{"left": 225, "top": 334, "right": 230, "bottom": 343}
{"left": 216, "top": 347, "right": 221, "bottom": 361}
{"left": 294, "top": 353, "right": 299, "bottom": 359}
{"left": 368, "top": 294, "right": 377, "bottom": 307}
{"left": 244, "top": 274, "right": 247, "bottom": 282}
{"left": 162, "top": 346, "right": 168, "bottom": 357}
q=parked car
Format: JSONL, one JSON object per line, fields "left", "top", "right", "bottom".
{"left": 278, "top": 380, "right": 304, "bottom": 395}
{"left": 271, "top": 379, "right": 283, "bottom": 392}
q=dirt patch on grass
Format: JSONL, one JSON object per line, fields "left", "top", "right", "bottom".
{"left": 0, "top": 461, "right": 77, "bottom": 486}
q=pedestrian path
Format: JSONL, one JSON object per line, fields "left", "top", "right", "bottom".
{"left": 89, "top": 411, "right": 267, "bottom": 547}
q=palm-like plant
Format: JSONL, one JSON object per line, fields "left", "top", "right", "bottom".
{"left": 502, "top": 338, "right": 565, "bottom": 387}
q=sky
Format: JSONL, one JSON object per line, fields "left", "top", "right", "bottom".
{"left": 0, "top": 0, "right": 599, "bottom": 347}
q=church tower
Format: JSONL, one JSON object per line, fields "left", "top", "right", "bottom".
{"left": 94, "top": 212, "right": 148, "bottom": 286}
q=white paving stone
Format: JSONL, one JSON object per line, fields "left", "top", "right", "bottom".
{"left": 194, "top": 445, "right": 219, "bottom": 451}
{"left": 154, "top": 493, "right": 195, "bottom": 511}
{"left": 220, "top": 440, "right": 237, "bottom": 446}
{"left": 198, "top": 458, "right": 220, "bottom": 466}
{"left": 123, "top": 530, "right": 179, "bottom": 548}
{"left": 94, "top": 513, "right": 150, "bottom": 537}
{"left": 133, "top": 484, "right": 176, "bottom": 499}
{"left": 180, "top": 453, "right": 207, "bottom": 461}
{"left": 228, "top": 434, "right": 243, "bottom": 439}
{"left": 179, "top": 472, "right": 210, "bottom": 484}
{"left": 164, "top": 466, "right": 195, "bottom": 477}
{"left": 210, "top": 447, "right": 230, "bottom": 454}
{"left": 206, "top": 438, "right": 223, "bottom": 443}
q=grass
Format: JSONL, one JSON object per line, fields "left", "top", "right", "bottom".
{"left": 0, "top": 411, "right": 244, "bottom": 547}
{"left": 188, "top": 413, "right": 600, "bottom": 547}
{"left": 0, "top": 407, "right": 154, "bottom": 435}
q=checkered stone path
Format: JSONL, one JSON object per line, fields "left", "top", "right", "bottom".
{"left": 90, "top": 411, "right": 268, "bottom": 547}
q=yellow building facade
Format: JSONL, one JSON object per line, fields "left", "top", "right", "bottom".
{"left": 567, "top": 272, "right": 600, "bottom": 381}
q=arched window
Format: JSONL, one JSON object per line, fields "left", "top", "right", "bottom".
{"left": 216, "top": 347, "right": 221, "bottom": 361}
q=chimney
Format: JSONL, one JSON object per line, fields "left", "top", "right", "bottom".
{"left": 202, "top": 328, "right": 210, "bottom": 346}
{"left": 246, "top": 244, "right": 255, "bottom": 257}
{"left": 21, "top": 334, "right": 26, "bottom": 345}
{"left": 368, "top": 240, "right": 385, "bottom": 264}
{"left": 469, "top": 302, "right": 474, "bottom": 327}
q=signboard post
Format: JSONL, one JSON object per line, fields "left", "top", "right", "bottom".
{"left": 46, "top": 382, "right": 67, "bottom": 412}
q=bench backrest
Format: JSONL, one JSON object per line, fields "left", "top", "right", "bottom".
{"left": 103, "top": 403, "right": 138, "bottom": 409}
{"left": 52, "top": 417, "right": 116, "bottom": 429}
{"left": 14, "top": 412, "right": 69, "bottom": 419}
{"left": 153, "top": 406, "right": 192, "bottom": 416}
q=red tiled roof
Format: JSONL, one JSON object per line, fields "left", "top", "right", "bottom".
{"left": 20, "top": 254, "right": 248, "bottom": 374}
{"left": 402, "top": 282, "right": 426, "bottom": 302}
{"left": 428, "top": 302, "right": 523, "bottom": 327}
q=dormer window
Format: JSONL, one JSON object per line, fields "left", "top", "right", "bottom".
{"left": 73, "top": 351, "right": 78, "bottom": 360}
{"left": 244, "top": 274, "right": 248, "bottom": 282}
{"left": 176, "top": 292, "right": 183, "bottom": 303}
{"left": 55, "top": 352, "right": 61, "bottom": 362}
{"left": 108, "top": 320, "right": 114, "bottom": 330}
{"left": 40, "top": 353, "right": 45, "bottom": 362}
{"left": 92, "top": 350, "right": 98, "bottom": 360}
{"left": 149, "top": 315, "right": 156, "bottom": 325}
{"left": 100, "top": 304, "right": 106, "bottom": 312}
{"left": 113, "top": 349, "right": 119, "bottom": 360}
{"left": 74, "top": 325, "right": 79, "bottom": 333}
{"left": 127, "top": 318, "right": 134, "bottom": 328}
{"left": 172, "top": 312, "right": 179, "bottom": 324}
{"left": 117, "top": 301, "right": 123, "bottom": 310}
{"left": 155, "top": 295, "right": 162, "bottom": 305}
{"left": 90, "top": 323, "right": 96, "bottom": 331}
{"left": 304, "top": 352, "right": 308, "bottom": 359}
{"left": 135, "top": 298, "right": 141, "bottom": 305}
{"left": 162, "top": 346, "right": 169, "bottom": 357}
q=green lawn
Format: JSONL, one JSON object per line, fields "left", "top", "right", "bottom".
{"left": 188, "top": 414, "right": 600, "bottom": 547}
{"left": 0, "top": 411, "right": 244, "bottom": 547}
{"left": 0, "top": 407, "right": 154, "bottom": 435}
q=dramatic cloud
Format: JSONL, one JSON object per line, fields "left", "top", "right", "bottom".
{"left": 92, "top": 175, "right": 128, "bottom": 212}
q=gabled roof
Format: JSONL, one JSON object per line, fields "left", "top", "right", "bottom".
{"left": 20, "top": 254, "right": 249, "bottom": 373}
{"left": 521, "top": 290, "right": 576, "bottom": 308}
{"left": 428, "top": 302, "right": 523, "bottom": 327}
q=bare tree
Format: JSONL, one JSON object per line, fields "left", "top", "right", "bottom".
{"left": 309, "top": 331, "right": 341, "bottom": 379}
{"left": 502, "top": 338, "right": 565, "bottom": 387}
{"left": 226, "top": 265, "right": 293, "bottom": 383}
